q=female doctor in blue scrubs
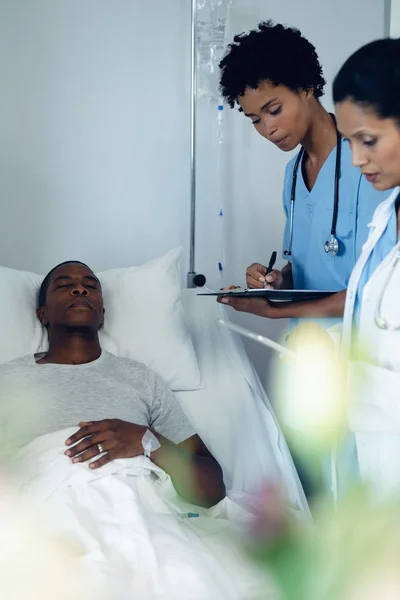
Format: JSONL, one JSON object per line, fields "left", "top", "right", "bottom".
{"left": 217, "top": 21, "right": 391, "bottom": 500}
{"left": 218, "top": 21, "right": 390, "bottom": 328}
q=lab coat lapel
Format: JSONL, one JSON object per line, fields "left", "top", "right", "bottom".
{"left": 341, "top": 187, "right": 400, "bottom": 355}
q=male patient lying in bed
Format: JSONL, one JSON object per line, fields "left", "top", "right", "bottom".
{"left": 0, "top": 260, "right": 225, "bottom": 508}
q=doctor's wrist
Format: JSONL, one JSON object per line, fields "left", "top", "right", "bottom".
{"left": 261, "top": 302, "right": 284, "bottom": 319}
{"left": 262, "top": 301, "right": 302, "bottom": 320}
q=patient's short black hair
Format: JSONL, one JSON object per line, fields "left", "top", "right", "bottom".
{"left": 38, "top": 261, "right": 90, "bottom": 308}
{"left": 219, "top": 20, "right": 326, "bottom": 109}
{"left": 333, "top": 38, "right": 400, "bottom": 122}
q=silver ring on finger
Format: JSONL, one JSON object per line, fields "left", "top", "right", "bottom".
{"left": 97, "top": 443, "right": 104, "bottom": 454}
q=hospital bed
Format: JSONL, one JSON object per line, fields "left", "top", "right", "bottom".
{"left": 0, "top": 254, "right": 307, "bottom": 514}
{"left": 177, "top": 288, "right": 308, "bottom": 514}
{"left": 0, "top": 257, "right": 308, "bottom": 599}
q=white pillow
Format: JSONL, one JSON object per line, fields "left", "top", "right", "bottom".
{"left": 0, "top": 248, "right": 201, "bottom": 391}
{"left": 0, "top": 267, "right": 44, "bottom": 362}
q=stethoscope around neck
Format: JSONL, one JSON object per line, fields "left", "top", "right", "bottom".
{"left": 284, "top": 115, "right": 342, "bottom": 257}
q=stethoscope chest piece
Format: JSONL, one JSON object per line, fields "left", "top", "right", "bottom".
{"left": 324, "top": 234, "right": 339, "bottom": 256}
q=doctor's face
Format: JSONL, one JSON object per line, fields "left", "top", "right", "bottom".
{"left": 238, "top": 81, "right": 314, "bottom": 151}
{"left": 336, "top": 100, "right": 400, "bottom": 191}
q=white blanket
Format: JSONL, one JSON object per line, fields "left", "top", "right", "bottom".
{"left": 11, "top": 429, "right": 275, "bottom": 600}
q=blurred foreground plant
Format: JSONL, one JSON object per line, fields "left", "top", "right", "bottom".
{"left": 247, "top": 482, "right": 400, "bottom": 600}
{"left": 245, "top": 323, "right": 400, "bottom": 600}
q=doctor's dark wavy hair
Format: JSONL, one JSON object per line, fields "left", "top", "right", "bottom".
{"left": 219, "top": 20, "right": 326, "bottom": 109}
{"left": 333, "top": 38, "right": 400, "bottom": 122}
{"left": 38, "top": 261, "right": 91, "bottom": 308}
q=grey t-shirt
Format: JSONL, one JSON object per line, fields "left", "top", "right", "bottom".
{"left": 0, "top": 350, "right": 196, "bottom": 453}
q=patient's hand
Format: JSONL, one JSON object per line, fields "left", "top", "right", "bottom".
{"left": 64, "top": 419, "right": 147, "bottom": 469}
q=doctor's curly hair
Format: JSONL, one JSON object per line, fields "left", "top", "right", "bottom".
{"left": 219, "top": 20, "right": 326, "bottom": 109}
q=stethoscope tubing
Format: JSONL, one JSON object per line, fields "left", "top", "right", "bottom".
{"left": 284, "top": 115, "right": 341, "bottom": 257}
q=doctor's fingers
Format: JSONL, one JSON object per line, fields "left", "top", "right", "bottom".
{"left": 246, "top": 263, "right": 267, "bottom": 287}
{"left": 264, "top": 269, "right": 283, "bottom": 289}
{"left": 246, "top": 273, "right": 266, "bottom": 289}
{"left": 218, "top": 296, "right": 268, "bottom": 316}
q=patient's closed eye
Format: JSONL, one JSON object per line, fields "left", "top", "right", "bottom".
{"left": 55, "top": 279, "right": 98, "bottom": 290}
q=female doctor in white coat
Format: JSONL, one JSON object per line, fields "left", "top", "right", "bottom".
{"left": 334, "top": 38, "right": 400, "bottom": 499}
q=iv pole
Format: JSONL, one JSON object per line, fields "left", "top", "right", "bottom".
{"left": 187, "top": 0, "right": 206, "bottom": 288}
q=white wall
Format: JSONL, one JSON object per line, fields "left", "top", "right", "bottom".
{"left": 390, "top": 0, "right": 400, "bottom": 35}
{"left": 0, "top": 0, "right": 386, "bottom": 393}
{"left": 0, "top": 0, "right": 191, "bottom": 274}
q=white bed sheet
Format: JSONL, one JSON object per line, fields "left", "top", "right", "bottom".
{"left": 176, "top": 290, "right": 309, "bottom": 515}
{"left": 9, "top": 428, "right": 275, "bottom": 600}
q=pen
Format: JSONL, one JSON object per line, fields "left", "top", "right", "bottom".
{"left": 266, "top": 251, "right": 277, "bottom": 275}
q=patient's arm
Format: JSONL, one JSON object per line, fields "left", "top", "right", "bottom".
{"left": 65, "top": 420, "right": 225, "bottom": 508}
{"left": 152, "top": 433, "right": 226, "bottom": 508}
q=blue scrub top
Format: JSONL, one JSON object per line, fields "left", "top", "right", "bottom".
{"left": 353, "top": 200, "right": 398, "bottom": 327}
{"left": 281, "top": 139, "right": 391, "bottom": 328}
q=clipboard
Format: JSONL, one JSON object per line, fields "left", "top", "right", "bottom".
{"left": 198, "top": 288, "right": 336, "bottom": 303}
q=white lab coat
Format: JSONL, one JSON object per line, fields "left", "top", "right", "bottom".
{"left": 342, "top": 186, "right": 400, "bottom": 499}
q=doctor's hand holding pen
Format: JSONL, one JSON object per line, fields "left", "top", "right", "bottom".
{"left": 246, "top": 252, "right": 284, "bottom": 289}
{"left": 246, "top": 264, "right": 283, "bottom": 289}
{"left": 218, "top": 250, "right": 300, "bottom": 318}
{"left": 217, "top": 251, "right": 281, "bottom": 317}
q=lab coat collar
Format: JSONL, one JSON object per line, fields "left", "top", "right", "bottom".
{"left": 341, "top": 186, "right": 400, "bottom": 354}
{"left": 367, "top": 186, "right": 400, "bottom": 232}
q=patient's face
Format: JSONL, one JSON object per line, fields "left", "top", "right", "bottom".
{"left": 37, "top": 263, "right": 104, "bottom": 332}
